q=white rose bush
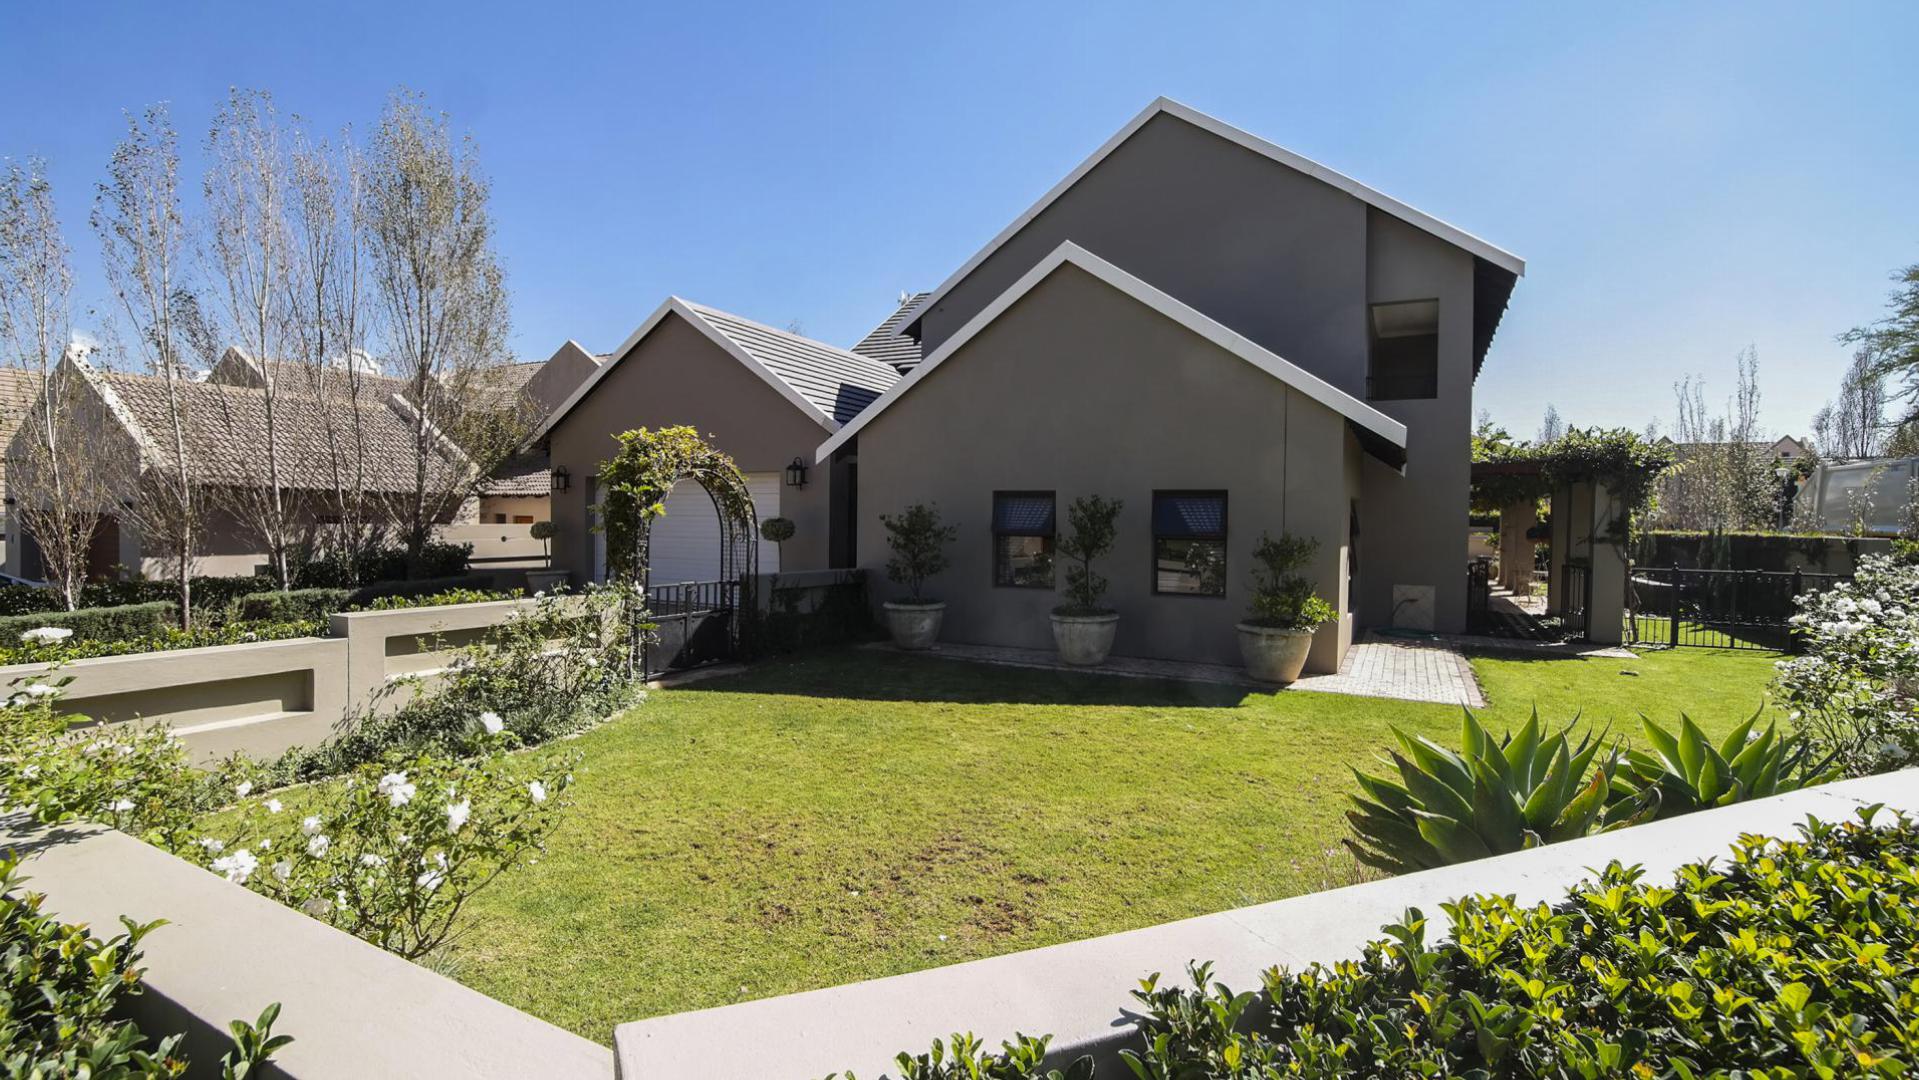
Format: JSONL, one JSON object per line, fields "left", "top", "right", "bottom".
{"left": 192, "top": 730, "right": 579, "bottom": 960}
{"left": 1775, "top": 554, "right": 1919, "bottom": 775}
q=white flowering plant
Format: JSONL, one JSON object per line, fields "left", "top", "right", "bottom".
{"left": 193, "top": 733, "right": 578, "bottom": 960}
{"left": 1774, "top": 554, "right": 1919, "bottom": 775}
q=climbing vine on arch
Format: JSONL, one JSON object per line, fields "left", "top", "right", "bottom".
{"left": 1471, "top": 427, "right": 1677, "bottom": 548}
{"left": 596, "top": 425, "right": 758, "bottom": 589}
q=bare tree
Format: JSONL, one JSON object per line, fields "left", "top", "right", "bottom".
{"left": 1536, "top": 403, "right": 1565, "bottom": 445}
{"left": 1657, "top": 349, "right": 1772, "bottom": 531}
{"left": 362, "top": 91, "right": 519, "bottom": 568}
{"left": 0, "top": 160, "right": 110, "bottom": 608}
{"left": 204, "top": 87, "right": 302, "bottom": 589}
{"left": 1810, "top": 349, "right": 1885, "bottom": 461}
{"left": 288, "top": 124, "right": 383, "bottom": 582}
{"left": 94, "top": 105, "right": 203, "bottom": 626}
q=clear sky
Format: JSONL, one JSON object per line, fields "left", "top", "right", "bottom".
{"left": 3, "top": 1, "right": 1913, "bottom": 442}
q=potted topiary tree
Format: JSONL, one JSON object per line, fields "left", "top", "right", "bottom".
{"left": 1051, "top": 494, "right": 1122, "bottom": 665}
{"left": 879, "top": 503, "right": 956, "bottom": 649}
{"left": 758, "top": 516, "right": 795, "bottom": 565}
{"left": 525, "top": 519, "right": 570, "bottom": 593}
{"left": 1236, "top": 532, "right": 1337, "bottom": 684}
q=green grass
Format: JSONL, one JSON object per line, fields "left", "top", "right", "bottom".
{"left": 444, "top": 643, "right": 1783, "bottom": 1042}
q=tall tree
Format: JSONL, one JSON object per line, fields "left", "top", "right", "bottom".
{"left": 361, "top": 91, "right": 518, "bottom": 568}
{"left": 1536, "top": 403, "right": 1565, "bottom": 445}
{"left": 94, "top": 105, "right": 202, "bottom": 626}
{"left": 1846, "top": 261, "right": 1919, "bottom": 423}
{"left": 203, "top": 87, "right": 301, "bottom": 588}
{"left": 1658, "top": 349, "right": 1772, "bottom": 531}
{"left": 1810, "top": 348, "right": 1886, "bottom": 461}
{"left": 0, "top": 160, "right": 108, "bottom": 608}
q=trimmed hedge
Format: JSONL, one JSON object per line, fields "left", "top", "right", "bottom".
{"left": 849, "top": 809, "right": 1919, "bottom": 1078}
{"left": 292, "top": 542, "right": 472, "bottom": 588}
{"left": 0, "top": 577, "right": 269, "bottom": 621}
{"left": 0, "top": 601, "right": 175, "bottom": 644}
{"left": 238, "top": 587, "right": 352, "bottom": 624}
{"left": 346, "top": 574, "right": 496, "bottom": 607}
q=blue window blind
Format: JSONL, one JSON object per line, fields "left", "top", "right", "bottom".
{"left": 1154, "top": 493, "right": 1226, "bottom": 539}
{"left": 994, "top": 493, "right": 1055, "bottom": 535}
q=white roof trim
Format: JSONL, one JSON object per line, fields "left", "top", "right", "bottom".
{"left": 532, "top": 298, "right": 843, "bottom": 442}
{"left": 898, "top": 97, "right": 1525, "bottom": 333}
{"left": 817, "top": 242, "right": 1408, "bottom": 463}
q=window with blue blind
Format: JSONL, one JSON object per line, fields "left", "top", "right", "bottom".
{"left": 1153, "top": 491, "right": 1227, "bottom": 596}
{"left": 993, "top": 492, "right": 1056, "bottom": 588}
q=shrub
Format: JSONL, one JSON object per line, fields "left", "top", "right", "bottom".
{"left": 853, "top": 808, "right": 1919, "bottom": 1078}
{"left": 0, "top": 583, "right": 63, "bottom": 617}
{"left": 345, "top": 574, "right": 497, "bottom": 608}
{"left": 1055, "top": 495, "right": 1121, "bottom": 617}
{"left": 238, "top": 587, "right": 352, "bottom": 624}
{"left": 360, "top": 585, "right": 516, "bottom": 611}
{"left": 880, "top": 503, "right": 956, "bottom": 603}
{"left": 293, "top": 542, "right": 471, "bottom": 588}
{"left": 197, "top": 736, "right": 577, "bottom": 961}
{"left": 1614, "top": 709, "right": 1838, "bottom": 816}
{"left": 758, "top": 516, "right": 795, "bottom": 545}
{"left": 0, "top": 618, "right": 324, "bottom": 666}
{"left": 1345, "top": 710, "right": 1647, "bottom": 873}
{"left": 0, "top": 857, "right": 289, "bottom": 1077}
{"left": 0, "top": 601, "right": 176, "bottom": 648}
{"left": 81, "top": 576, "right": 265, "bottom": 619}
{"left": 1774, "top": 553, "right": 1919, "bottom": 774}
{"left": 1245, "top": 533, "right": 1336, "bottom": 630}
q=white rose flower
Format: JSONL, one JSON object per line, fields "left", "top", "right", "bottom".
{"left": 479, "top": 711, "right": 505, "bottom": 735}
{"left": 446, "top": 799, "right": 472, "bottom": 833}
{"left": 273, "top": 860, "right": 292, "bottom": 883}
{"left": 527, "top": 780, "right": 547, "bottom": 804}
{"left": 211, "top": 849, "right": 258, "bottom": 884}
{"left": 19, "top": 627, "right": 73, "bottom": 644}
{"left": 301, "top": 815, "right": 323, "bottom": 836}
{"left": 199, "top": 837, "right": 225, "bottom": 853}
{"left": 111, "top": 798, "right": 135, "bottom": 812}
{"left": 234, "top": 781, "right": 254, "bottom": 798}
{"left": 306, "top": 834, "right": 331, "bottom": 858}
{"left": 265, "top": 798, "right": 284, "bottom": 814}
{"left": 377, "top": 772, "right": 416, "bottom": 807}
{"left": 24, "top": 683, "right": 59, "bottom": 699}
{"left": 360, "top": 853, "right": 387, "bottom": 869}
{"left": 415, "top": 868, "right": 446, "bottom": 892}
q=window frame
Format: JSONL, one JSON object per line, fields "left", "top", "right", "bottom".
{"left": 991, "top": 490, "right": 1058, "bottom": 590}
{"left": 1150, "top": 489, "right": 1229, "bottom": 598}
{"left": 1366, "top": 297, "right": 1440, "bottom": 402}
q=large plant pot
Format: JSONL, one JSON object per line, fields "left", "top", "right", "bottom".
{"left": 1236, "top": 622, "right": 1316, "bottom": 684}
{"left": 1050, "top": 611, "right": 1119, "bottom": 666}
{"left": 883, "top": 601, "right": 946, "bottom": 650}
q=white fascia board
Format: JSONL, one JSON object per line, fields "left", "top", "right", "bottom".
{"left": 530, "top": 298, "right": 840, "bottom": 444}
{"left": 898, "top": 96, "right": 1525, "bottom": 333}
{"left": 817, "top": 241, "right": 1407, "bottom": 464}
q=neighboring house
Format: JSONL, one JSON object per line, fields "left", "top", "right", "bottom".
{"left": 533, "top": 299, "right": 899, "bottom": 585}
{"left": 821, "top": 98, "right": 1526, "bottom": 670}
{"left": 0, "top": 367, "right": 45, "bottom": 571}
{"left": 475, "top": 341, "right": 603, "bottom": 524}
{"left": 1654, "top": 434, "right": 1809, "bottom": 462}
{"left": 3, "top": 352, "right": 468, "bottom": 581}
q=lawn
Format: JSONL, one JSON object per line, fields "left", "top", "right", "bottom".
{"left": 446, "top": 642, "right": 1784, "bottom": 1042}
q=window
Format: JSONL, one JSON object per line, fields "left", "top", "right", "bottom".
{"left": 1368, "top": 299, "right": 1439, "bottom": 400}
{"left": 513, "top": 515, "right": 534, "bottom": 524}
{"left": 1153, "top": 491, "right": 1227, "bottom": 596}
{"left": 993, "top": 492, "right": 1055, "bottom": 588}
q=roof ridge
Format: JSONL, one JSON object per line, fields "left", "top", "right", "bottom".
{"left": 678, "top": 299, "right": 904, "bottom": 382}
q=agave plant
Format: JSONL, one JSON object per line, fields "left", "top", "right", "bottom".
{"left": 1613, "top": 709, "right": 1839, "bottom": 818}
{"left": 1345, "top": 710, "right": 1647, "bottom": 874}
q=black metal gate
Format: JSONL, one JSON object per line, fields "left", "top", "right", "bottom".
{"left": 643, "top": 578, "right": 741, "bottom": 674}
{"left": 1627, "top": 566, "right": 1846, "bottom": 651}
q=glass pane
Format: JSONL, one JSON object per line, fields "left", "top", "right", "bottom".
{"left": 1153, "top": 495, "right": 1225, "bottom": 539}
{"left": 996, "top": 535, "right": 1055, "bottom": 588}
{"left": 1155, "top": 538, "right": 1226, "bottom": 596}
{"left": 994, "top": 494, "right": 1055, "bottom": 535}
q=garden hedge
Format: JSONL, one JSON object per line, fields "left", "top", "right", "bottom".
{"left": 238, "top": 587, "right": 353, "bottom": 624}
{"left": 0, "top": 601, "right": 176, "bottom": 644}
{"left": 854, "top": 809, "right": 1919, "bottom": 1078}
{"left": 346, "top": 574, "right": 497, "bottom": 607}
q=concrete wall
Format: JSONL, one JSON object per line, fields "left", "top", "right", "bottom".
{"left": 856, "top": 264, "right": 1354, "bottom": 670}
{"left": 545, "top": 313, "right": 837, "bottom": 583}
{"left": 614, "top": 770, "right": 1919, "bottom": 1080}
{"left": 0, "top": 813, "right": 612, "bottom": 1079}
{"left": 474, "top": 495, "right": 549, "bottom": 524}
{"left": 904, "top": 113, "right": 1481, "bottom": 635}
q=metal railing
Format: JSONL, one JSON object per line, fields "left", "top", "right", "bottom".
{"left": 1560, "top": 562, "right": 1589, "bottom": 636}
{"left": 1627, "top": 566, "right": 1847, "bottom": 651}
{"left": 644, "top": 578, "right": 739, "bottom": 674}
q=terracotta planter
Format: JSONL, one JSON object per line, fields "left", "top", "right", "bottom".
{"left": 883, "top": 601, "right": 946, "bottom": 650}
{"left": 1236, "top": 622, "right": 1316, "bottom": 684}
{"left": 1050, "top": 611, "right": 1119, "bottom": 666}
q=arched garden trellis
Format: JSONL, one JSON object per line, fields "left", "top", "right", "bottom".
{"left": 597, "top": 426, "right": 758, "bottom": 673}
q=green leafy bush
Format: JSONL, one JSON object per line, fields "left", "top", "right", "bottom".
{"left": 360, "top": 585, "right": 516, "bottom": 611}
{"left": 1615, "top": 710, "right": 1839, "bottom": 816}
{"left": 1245, "top": 533, "right": 1336, "bottom": 630}
{"left": 0, "top": 858, "right": 289, "bottom": 1077}
{"left": 0, "top": 618, "right": 324, "bottom": 666}
{"left": 1345, "top": 710, "right": 1645, "bottom": 873}
{"left": 80, "top": 576, "right": 266, "bottom": 619}
{"left": 293, "top": 542, "right": 471, "bottom": 588}
{"left": 758, "top": 516, "right": 796, "bottom": 545}
{"left": 238, "top": 587, "right": 352, "bottom": 624}
{"left": 345, "top": 574, "right": 497, "bottom": 608}
{"left": 831, "top": 1032, "right": 1090, "bottom": 1079}
{"left": 859, "top": 808, "right": 1919, "bottom": 1078}
{"left": 881, "top": 503, "right": 957, "bottom": 604}
{"left": 1775, "top": 553, "right": 1919, "bottom": 774}
{"left": 1055, "top": 495, "right": 1121, "bottom": 617}
{"left": 0, "top": 602, "right": 177, "bottom": 649}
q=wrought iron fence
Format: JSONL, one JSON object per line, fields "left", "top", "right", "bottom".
{"left": 1626, "top": 566, "right": 1847, "bottom": 651}
{"left": 1560, "top": 562, "right": 1589, "bottom": 636}
{"left": 643, "top": 578, "right": 739, "bottom": 674}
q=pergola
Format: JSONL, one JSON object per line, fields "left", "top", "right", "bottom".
{"left": 1470, "top": 459, "right": 1629, "bottom": 645}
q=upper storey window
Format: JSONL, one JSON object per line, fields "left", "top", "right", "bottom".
{"left": 1368, "top": 299, "right": 1439, "bottom": 401}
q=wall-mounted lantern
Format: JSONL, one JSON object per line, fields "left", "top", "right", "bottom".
{"left": 785, "top": 456, "right": 809, "bottom": 489}
{"left": 550, "top": 465, "right": 571, "bottom": 493}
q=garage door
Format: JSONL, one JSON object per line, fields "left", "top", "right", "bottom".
{"left": 596, "top": 473, "right": 781, "bottom": 585}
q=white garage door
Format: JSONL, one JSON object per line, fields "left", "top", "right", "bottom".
{"left": 595, "top": 473, "right": 781, "bottom": 585}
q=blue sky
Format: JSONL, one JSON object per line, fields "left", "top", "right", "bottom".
{"left": 3, "top": 1, "right": 1914, "bottom": 442}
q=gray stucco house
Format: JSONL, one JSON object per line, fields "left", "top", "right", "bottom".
{"left": 821, "top": 98, "right": 1525, "bottom": 672}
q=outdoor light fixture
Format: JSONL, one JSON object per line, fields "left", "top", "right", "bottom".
{"left": 550, "top": 465, "right": 571, "bottom": 493}
{"left": 786, "top": 456, "right": 809, "bottom": 489}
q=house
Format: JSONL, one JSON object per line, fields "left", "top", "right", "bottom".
{"left": 475, "top": 341, "right": 604, "bottom": 524}
{"left": 0, "top": 367, "right": 45, "bottom": 571}
{"left": 821, "top": 98, "right": 1525, "bottom": 671}
{"left": 534, "top": 299, "right": 899, "bottom": 585}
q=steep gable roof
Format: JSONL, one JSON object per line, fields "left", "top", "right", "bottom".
{"left": 534, "top": 298, "right": 901, "bottom": 440}
{"left": 897, "top": 97, "right": 1525, "bottom": 338}
{"left": 850, "top": 292, "right": 930, "bottom": 373}
{"left": 0, "top": 367, "right": 44, "bottom": 501}
{"left": 818, "top": 242, "right": 1407, "bottom": 464}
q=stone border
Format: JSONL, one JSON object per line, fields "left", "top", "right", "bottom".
{"left": 614, "top": 770, "right": 1919, "bottom": 1080}
{"left": 0, "top": 812, "right": 611, "bottom": 1079}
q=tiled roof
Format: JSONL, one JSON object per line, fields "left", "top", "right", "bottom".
{"left": 0, "top": 367, "right": 45, "bottom": 500}
{"left": 680, "top": 302, "right": 901, "bottom": 426}
{"left": 850, "top": 292, "right": 929, "bottom": 373}
{"left": 479, "top": 450, "right": 550, "bottom": 497}
{"left": 94, "top": 369, "right": 465, "bottom": 495}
